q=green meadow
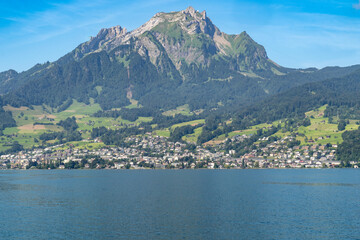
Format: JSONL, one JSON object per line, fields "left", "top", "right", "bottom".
{"left": 1, "top": 101, "right": 359, "bottom": 151}
{"left": 163, "top": 104, "right": 193, "bottom": 117}
{"left": 1, "top": 100, "right": 153, "bottom": 151}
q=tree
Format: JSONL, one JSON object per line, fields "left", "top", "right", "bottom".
{"left": 338, "top": 120, "right": 346, "bottom": 131}
{"left": 57, "top": 117, "right": 78, "bottom": 132}
{"left": 302, "top": 118, "right": 311, "bottom": 127}
{"left": 8, "top": 141, "right": 23, "bottom": 153}
{"left": 337, "top": 127, "right": 360, "bottom": 164}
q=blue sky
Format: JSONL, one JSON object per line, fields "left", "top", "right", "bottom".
{"left": 1, "top": 0, "right": 360, "bottom": 72}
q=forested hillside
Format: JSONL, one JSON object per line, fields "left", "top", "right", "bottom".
{"left": 3, "top": 7, "right": 360, "bottom": 115}
{"left": 1, "top": 6, "right": 360, "bottom": 163}
{"left": 0, "top": 97, "right": 16, "bottom": 131}
{"left": 232, "top": 69, "right": 360, "bottom": 128}
{"left": 337, "top": 127, "right": 360, "bottom": 164}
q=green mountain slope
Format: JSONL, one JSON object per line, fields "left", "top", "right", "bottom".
{"left": 3, "top": 7, "right": 276, "bottom": 111}
{"left": 233, "top": 69, "right": 360, "bottom": 126}
{"left": 0, "top": 70, "right": 18, "bottom": 94}
{"left": 2, "top": 6, "right": 360, "bottom": 128}
{"left": 0, "top": 96, "right": 16, "bottom": 131}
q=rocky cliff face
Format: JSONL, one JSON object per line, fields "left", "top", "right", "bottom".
{"left": 3, "top": 6, "right": 360, "bottom": 118}
{"left": 73, "top": 6, "right": 277, "bottom": 74}
{"left": 3, "top": 7, "right": 292, "bottom": 112}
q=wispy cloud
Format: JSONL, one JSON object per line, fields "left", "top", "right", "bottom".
{"left": 1, "top": 0, "right": 360, "bottom": 72}
{"left": 353, "top": 0, "right": 360, "bottom": 9}
{"left": 0, "top": 0, "right": 165, "bottom": 71}
{"left": 243, "top": 9, "right": 360, "bottom": 68}
{"left": 2, "top": 0, "right": 140, "bottom": 45}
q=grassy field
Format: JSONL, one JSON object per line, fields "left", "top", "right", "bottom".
{"left": 273, "top": 106, "right": 358, "bottom": 145}
{"left": 170, "top": 119, "right": 205, "bottom": 130}
{"left": 275, "top": 117, "right": 358, "bottom": 145}
{"left": 125, "top": 99, "right": 142, "bottom": 109}
{"left": 206, "top": 105, "right": 358, "bottom": 146}
{"left": 182, "top": 127, "right": 203, "bottom": 143}
{"left": 1, "top": 105, "right": 64, "bottom": 151}
{"left": 2, "top": 101, "right": 359, "bottom": 151}
{"left": 152, "top": 119, "right": 205, "bottom": 141}
{"left": 153, "top": 129, "right": 171, "bottom": 138}
{"left": 1, "top": 100, "right": 153, "bottom": 151}
{"left": 1, "top": 126, "right": 43, "bottom": 151}
{"left": 163, "top": 104, "right": 193, "bottom": 117}
{"left": 54, "top": 99, "right": 102, "bottom": 120}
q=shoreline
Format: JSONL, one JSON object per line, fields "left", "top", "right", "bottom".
{"left": 0, "top": 167, "right": 355, "bottom": 170}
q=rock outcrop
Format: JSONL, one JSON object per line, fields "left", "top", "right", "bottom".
{"left": 73, "top": 6, "right": 273, "bottom": 73}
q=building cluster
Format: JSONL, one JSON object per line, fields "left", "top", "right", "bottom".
{"left": 235, "top": 135, "right": 344, "bottom": 168}
{"left": 0, "top": 133, "right": 356, "bottom": 169}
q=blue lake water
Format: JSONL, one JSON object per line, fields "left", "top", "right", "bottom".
{"left": 0, "top": 169, "right": 359, "bottom": 239}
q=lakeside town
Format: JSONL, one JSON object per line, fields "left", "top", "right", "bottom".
{"left": 1, "top": 132, "right": 357, "bottom": 170}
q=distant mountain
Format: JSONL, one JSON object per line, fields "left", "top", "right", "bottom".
{"left": 261, "top": 64, "right": 360, "bottom": 94}
{"left": 4, "top": 7, "right": 274, "bottom": 110}
{"left": 233, "top": 69, "right": 360, "bottom": 126}
{"left": 72, "top": 6, "right": 276, "bottom": 74}
{"left": 0, "top": 69, "right": 18, "bottom": 95}
{"left": 0, "top": 63, "right": 52, "bottom": 95}
{"left": 2, "top": 6, "right": 360, "bottom": 114}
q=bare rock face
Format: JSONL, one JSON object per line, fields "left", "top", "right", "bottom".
{"left": 160, "top": 6, "right": 218, "bottom": 36}
{"left": 137, "top": 6, "right": 222, "bottom": 66}
{"left": 1, "top": 6, "right": 289, "bottom": 115}
{"left": 90, "top": 26, "right": 127, "bottom": 49}
{"left": 72, "top": 6, "right": 272, "bottom": 73}
{"left": 74, "top": 26, "right": 128, "bottom": 59}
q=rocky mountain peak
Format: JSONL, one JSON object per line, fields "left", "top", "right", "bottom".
{"left": 74, "top": 25, "right": 129, "bottom": 59}
{"left": 181, "top": 6, "right": 206, "bottom": 18}
{"left": 94, "top": 25, "right": 127, "bottom": 41}
{"left": 183, "top": 6, "right": 196, "bottom": 16}
{"left": 75, "top": 7, "right": 218, "bottom": 56}
{"left": 140, "top": 6, "right": 216, "bottom": 36}
{"left": 71, "top": 7, "right": 271, "bottom": 72}
{"left": 201, "top": 10, "right": 207, "bottom": 19}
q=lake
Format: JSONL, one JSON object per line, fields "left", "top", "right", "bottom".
{"left": 0, "top": 169, "right": 359, "bottom": 239}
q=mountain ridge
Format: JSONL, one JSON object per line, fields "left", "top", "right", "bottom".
{"left": 1, "top": 7, "right": 360, "bottom": 158}
{"left": 2, "top": 6, "right": 281, "bottom": 111}
{"left": 70, "top": 6, "right": 274, "bottom": 74}
{"left": 2, "top": 6, "right": 360, "bottom": 115}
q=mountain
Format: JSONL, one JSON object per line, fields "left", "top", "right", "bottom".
{"left": 0, "top": 70, "right": 18, "bottom": 95}
{"left": 0, "top": 96, "right": 16, "bottom": 131}
{"left": 73, "top": 6, "right": 276, "bottom": 73}
{"left": 0, "top": 7, "right": 292, "bottom": 110}
{"left": 0, "top": 62, "right": 57, "bottom": 96}
{"left": 4, "top": 7, "right": 275, "bottom": 110}
{"left": 233, "top": 69, "right": 360, "bottom": 126}
{"left": 2, "top": 6, "right": 360, "bottom": 157}
{"left": 260, "top": 64, "right": 360, "bottom": 94}
{"left": 2, "top": 6, "right": 360, "bottom": 114}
